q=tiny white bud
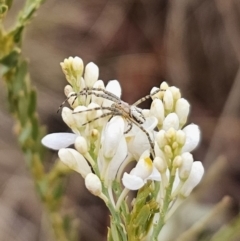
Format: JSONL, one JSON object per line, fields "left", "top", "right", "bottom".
{"left": 153, "top": 156, "right": 167, "bottom": 173}
{"left": 163, "top": 89, "right": 174, "bottom": 111}
{"left": 62, "top": 107, "right": 75, "bottom": 129}
{"left": 84, "top": 62, "right": 99, "bottom": 88}
{"left": 175, "top": 98, "right": 190, "bottom": 126}
{"left": 85, "top": 173, "right": 102, "bottom": 196}
{"left": 87, "top": 102, "right": 103, "bottom": 127}
{"left": 150, "top": 87, "right": 160, "bottom": 99}
{"left": 165, "top": 127, "right": 176, "bottom": 141}
{"left": 72, "top": 56, "right": 83, "bottom": 76}
{"left": 176, "top": 130, "right": 186, "bottom": 146}
{"left": 180, "top": 161, "right": 204, "bottom": 197}
{"left": 64, "top": 85, "right": 73, "bottom": 97}
{"left": 169, "top": 86, "right": 181, "bottom": 100}
{"left": 173, "top": 156, "right": 182, "bottom": 168}
{"left": 156, "top": 130, "right": 167, "bottom": 148}
{"left": 163, "top": 113, "right": 179, "bottom": 131}
{"left": 179, "top": 152, "right": 193, "bottom": 180}
{"left": 67, "top": 92, "right": 78, "bottom": 109}
{"left": 160, "top": 81, "right": 169, "bottom": 90}
{"left": 75, "top": 136, "right": 88, "bottom": 154}
{"left": 150, "top": 99, "right": 165, "bottom": 125}
{"left": 72, "top": 105, "right": 88, "bottom": 126}
{"left": 92, "top": 80, "right": 105, "bottom": 105}
{"left": 164, "top": 145, "right": 173, "bottom": 158}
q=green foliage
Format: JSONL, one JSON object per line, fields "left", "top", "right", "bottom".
{"left": 0, "top": 1, "right": 78, "bottom": 240}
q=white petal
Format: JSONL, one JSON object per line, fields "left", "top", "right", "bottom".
{"left": 58, "top": 148, "right": 92, "bottom": 178}
{"left": 180, "top": 161, "right": 204, "bottom": 197}
{"left": 107, "top": 136, "right": 128, "bottom": 180}
{"left": 182, "top": 124, "right": 200, "bottom": 152}
{"left": 41, "top": 133, "right": 78, "bottom": 150}
{"left": 163, "top": 113, "right": 179, "bottom": 131}
{"left": 134, "top": 157, "right": 153, "bottom": 180}
{"left": 122, "top": 173, "right": 144, "bottom": 190}
{"left": 102, "top": 116, "right": 125, "bottom": 159}
{"left": 147, "top": 167, "right": 161, "bottom": 181}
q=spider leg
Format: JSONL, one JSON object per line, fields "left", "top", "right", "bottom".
{"left": 124, "top": 120, "right": 133, "bottom": 134}
{"left": 73, "top": 106, "right": 117, "bottom": 114}
{"left": 82, "top": 112, "right": 121, "bottom": 126}
{"left": 133, "top": 88, "right": 164, "bottom": 106}
{"left": 57, "top": 92, "right": 78, "bottom": 113}
{"left": 79, "top": 87, "right": 121, "bottom": 103}
{"left": 129, "top": 117, "right": 155, "bottom": 157}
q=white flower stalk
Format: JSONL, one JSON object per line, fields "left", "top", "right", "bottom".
{"left": 42, "top": 56, "right": 204, "bottom": 241}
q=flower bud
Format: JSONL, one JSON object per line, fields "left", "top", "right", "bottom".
{"left": 72, "top": 56, "right": 83, "bottom": 77}
{"left": 92, "top": 80, "right": 105, "bottom": 105}
{"left": 163, "top": 113, "right": 179, "bottom": 131}
{"left": 72, "top": 105, "right": 88, "bottom": 126}
{"left": 75, "top": 136, "right": 88, "bottom": 154}
{"left": 175, "top": 98, "right": 190, "bottom": 126}
{"left": 64, "top": 85, "right": 73, "bottom": 97}
{"left": 150, "top": 87, "right": 160, "bottom": 99}
{"left": 169, "top": 86, "right": 181, "bottom": 100}
{"left": 85, "top": 173, "right": 102, "bottom": 196}
{"left": 180, "top": 161, "right": 204, "bottom": 197}
{"left": 62, "top": 107, "right": 75, "bottom": 129}
{"left": 182, "top": 124, "right": 200, "bottom": 153}
{"left": 153, "top": 156, "right": 167, "bottom": 173}
{"left": 84, "top": 62, "right": 99, "bottom": 88}
{"left": 173, "top": 156, "right": 182, "bottom": 168}
{"left": 179, "top": 152, "right": 193, "bottom": 180}
{"left": 58, "top": 148, "right": 91, "bottom": 178}
{"left": 176, "top": 130, "right": 186, "bottom": 146}
{"left": 163, "top": 89, "right": 174, "bottom": 111}
{"left": 156, "top": 130, "right": 167, "bottom": 148}
{"left": 150, "top": 99, "right": 164, "bottom": 125}
{"left": 160, "top": 81, "right": 169, "bottom": 90}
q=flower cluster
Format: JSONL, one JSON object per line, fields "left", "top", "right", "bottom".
{"left": 42, "top": 56, "right": 204, "bottom": 241}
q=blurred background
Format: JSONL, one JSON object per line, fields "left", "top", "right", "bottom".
{"left": 1, "top": 0, "right": 240, "bottom": 240}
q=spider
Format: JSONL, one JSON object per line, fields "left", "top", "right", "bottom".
{"left": 58, "top": 87, "right": 163, "bottom": 156}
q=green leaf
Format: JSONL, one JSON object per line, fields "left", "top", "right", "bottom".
{"left": 0, "top": 49, "right": 20, "bottom": 72}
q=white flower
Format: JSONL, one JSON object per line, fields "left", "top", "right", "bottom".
{"left": 84, "top": 62, "right": 99, "bottom": 88}
{"left": 122, "top": 151, "right": 161, "bottom": 190}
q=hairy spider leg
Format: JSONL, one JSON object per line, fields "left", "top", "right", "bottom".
{"left": 133, "top": 88, "right": 164, "bottom": 106}
{"left": 124, "top": 119, "right": 133, "bottom": 134}
{"left": 82, "top": 111, "right": 121, "bottom": 126}
{"left": 72, "top": 106, "right": 118, "bottom": 114}
{"left": 126, "top": 116, "right": 155, "bottom": 157}
{"left": 57, "top": 92, "right": 78, "bottom": 113}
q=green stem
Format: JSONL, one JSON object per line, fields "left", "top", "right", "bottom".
{"left": 151, "top": 173, "right": 176, "bottom": 240}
